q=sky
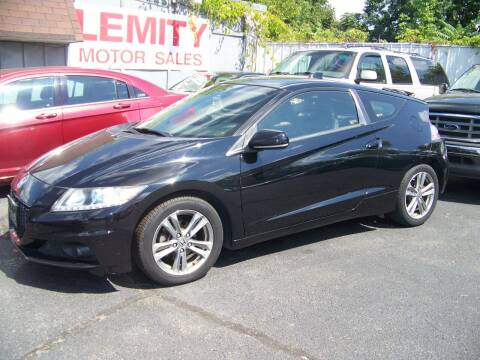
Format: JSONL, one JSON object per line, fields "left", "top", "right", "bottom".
{"left": 329, "top": 0, "right": 366, "bottom": 19}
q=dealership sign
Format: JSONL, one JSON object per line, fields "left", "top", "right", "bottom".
{"left": 68, "top": 4, "right": 210, "bottom": 70}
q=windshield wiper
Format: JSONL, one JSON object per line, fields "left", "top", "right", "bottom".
{"left": 132, "top": 127, "right": 172, "bottom": 137}
{"left": 450, "top": 88, "right": 480, "bottom": 93}
{"left": 270, "top": 71, "right": 290, "bottom": 75}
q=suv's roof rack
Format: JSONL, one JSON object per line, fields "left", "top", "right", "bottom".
{"left": 344, "top": 44, "right": 387, "bottom": 51}
{"left": 342, "top": 44, "right": 431, "bottom": 59}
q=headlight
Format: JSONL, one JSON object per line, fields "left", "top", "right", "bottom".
{"left": 430, "top": 123, "right": 441, "bottom": 141}
{"left": 52, "top": 186, "right": 146, "bottom": 212}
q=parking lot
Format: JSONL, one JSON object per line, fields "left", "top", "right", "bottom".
{"left": 0, "top": 179, "right": 479, "bottom": 360}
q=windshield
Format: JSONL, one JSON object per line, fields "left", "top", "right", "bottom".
{"left": 450, "top": 65, "right": 480, "bottom": 92}
{"left": 272, "top": 51, "right": 355, "bottom": 78}
{"left": 170, "top": 73, "right": 210, "bottom": 93}
{"left": 136, "top": 84, "right": 280, "bottom": 138}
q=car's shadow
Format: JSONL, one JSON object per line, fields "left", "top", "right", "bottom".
{"left": 0, "top": 217, "right": 385, "bottom": 292}
{"left": 439, "top": 177, "right": 480, "bottom": 205}
{"left": 0, "top": 177, "right": 477, "bottom": 293}
{"left": 214, "top": 217, "right": 380, "bottom": 268}
{"left": 0, "top": 185, "right": 8, "bottom": 198}
{"left": 0, "top": 231, "right": 120, "bottom": 293}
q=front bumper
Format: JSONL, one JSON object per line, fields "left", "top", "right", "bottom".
{"left": 7, "top": 193, "right": 138, "bottom": 275}
{"left": 445, "top": 142, "right": 480, "bottom": 179}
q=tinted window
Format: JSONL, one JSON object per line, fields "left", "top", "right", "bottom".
{"left": 133, "top": 86, "right": 149, "bottom": 98}
{"left": 358, "top": 54, "right": 386, "bottom": 83}
{"left": 387, "top": 56, "right": 413, "bottom": 84}
{"left": 137, "top": 84, "right": 279, "bottom": 138}
{"left": 66, "top": 76, "right": 119, "bottom": 105}
{"left": 358, "top": 90, "right": 406, "bottom": 123}
{"left": 116, "top": 80, "right": 129, "bottom": 99}
{"left": 0, "top": 77, "right": 55, "bottom": 111}
{"left": 411, "top": 57, "right": 449, "bottom": 85}
{"left": 259, "top": 91, "right": 359, "bottom": 139}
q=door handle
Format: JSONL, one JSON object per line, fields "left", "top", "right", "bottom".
{"left": 113, "top": 103, "right": 131, "bottom": 109}
{"left": 365, "top": 138, "right": 383, "bottom": 150}
{"left": 35, "top": 113, "right": 57, "bottom": 119}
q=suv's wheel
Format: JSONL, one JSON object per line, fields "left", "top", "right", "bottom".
{"left": 135, "top": 196, "right": 223, "bottom": 285}
{"left": 390, "top": 164, "right": 439, "bottom": 227}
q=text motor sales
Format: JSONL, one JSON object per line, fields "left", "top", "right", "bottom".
{"left": 69, "top": 4, "right": 210, "bottom": 70}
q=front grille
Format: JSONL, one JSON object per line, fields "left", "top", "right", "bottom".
{"left": 430, "top": 112, "right": 480, "bottom": 142}
{"left": 9, "top": 194, "right": 29, "bottom": 238}
{"left": 16, "top": 203, "right": 28, "bottom": 238}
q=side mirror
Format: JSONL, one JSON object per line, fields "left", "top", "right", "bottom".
{"left": 248, "top": 129, "right": 289, "bottom": 150}
{"left": 439, "top": 83, "right": 449, "bottom": 94}
{"left": 356, "top": 70, "right": 378, "bottom": 83}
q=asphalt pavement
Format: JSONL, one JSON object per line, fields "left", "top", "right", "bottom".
{"left": 0, "top": 180, "right": 479, "bottom": 360}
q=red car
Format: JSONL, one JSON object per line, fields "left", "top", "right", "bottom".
{"left": 0, "top": 67, "right": 184, "bottom": 183}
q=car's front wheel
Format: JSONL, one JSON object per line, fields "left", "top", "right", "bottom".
{"left": 135, "top": 196, "right": 223, "bottom": 285}
{"left": 390, "top": 164, "right": 439, "bottom": 227}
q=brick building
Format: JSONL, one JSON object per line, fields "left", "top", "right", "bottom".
{"left": 0, "top": 0, "right": 82, "bottom": 69}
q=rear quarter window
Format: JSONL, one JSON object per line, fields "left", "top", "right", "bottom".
{"left": 411, "top": 57, "right": 449, "bottom": 86}
{"left": 133, "top": 86, "right": 149, "bottom": 98}
{"left": 357, "top": 90, "right": 407, "bottom": 123}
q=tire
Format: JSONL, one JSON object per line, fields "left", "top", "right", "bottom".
{"left": 135, "top": 196, "right": 223, "bottom": 286}
{"left": 389, "top": 164, "right": 439, "bottom": 227}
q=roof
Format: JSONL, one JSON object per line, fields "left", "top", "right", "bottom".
{"left": 225, "top": 76, "right": 355, "bottom": 89}
{"left": 0, "top": 66, "right": 131, "bottom": 79}
{"left": 290, "top": 47, "right": 431, "bottom": 60}
{"left": 0, "top": 0, "right": 82, "bottom": 43}
{"left": 0, "top": 67, "right": 168, "bottom": 95}
{"left": 226, "top": 76, "right": 422, "bottom": 101}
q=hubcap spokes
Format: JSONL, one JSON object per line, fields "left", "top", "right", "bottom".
{"left": 405, "top": 172, "right": 435, "bottom": 219}
{"left": 152, "top": 210, "right": 213, "bottom": 275}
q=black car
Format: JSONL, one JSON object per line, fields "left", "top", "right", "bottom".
{"left": 8, "top": 78, "right": 448, "bottom": 285}
{"left": 427, "top": 65, "right": 480, "bottom": 179}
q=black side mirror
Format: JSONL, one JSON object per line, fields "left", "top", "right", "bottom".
{"left": 439, "top": 83, "right": 449, "bottom": 94}
{"left": 248, "top": 129, "right": 289, "bottom": 150}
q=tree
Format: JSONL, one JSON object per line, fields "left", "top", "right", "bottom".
{"left": 444, "top": 0, "right": 480, "bottom": 28}
{"left": 258, "top": 0, "right": 336, "bottom": 39}
{"left": 337, "top": 12, "right": 367, "bottom": 32}
{"left": 363, "top": 0, "right": 404, "bottom": 41}
{"left": 364, "top": 0, "right": 480, "bottom": 45}
{"left": 395, "top": 0, "right": 480, "bottom": 45}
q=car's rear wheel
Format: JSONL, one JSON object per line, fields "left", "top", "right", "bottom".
{"left": 135, "top": 196, "right": 223, "bottom": 285}
{"left": 389, "top": 164, "right": 439, "bottom": 227}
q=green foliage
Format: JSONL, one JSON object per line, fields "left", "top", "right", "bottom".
{"left": 338, "top": 12, "right": 367, "bottom": 32}
{"left": 194, "top": 0, "right": 480, "bottom": 47}
{"left": 193, "top": 0, "right": 367, "bottom": 43}
{"left": 365, "top": 0, "right": 480, "bottom": 46}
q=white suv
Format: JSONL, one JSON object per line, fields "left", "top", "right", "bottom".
{"left": 271, "top": 47, "right": 449, "bottom": 99}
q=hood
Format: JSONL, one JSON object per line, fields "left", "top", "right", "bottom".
{"left": 162, "top": 92, "right": 187, "bottom": 102}
{"left": 28, "top": 124, "right": 209, "bottom": 188}
{"left": 426, "top": 92, "right": 480, "bottom": 114}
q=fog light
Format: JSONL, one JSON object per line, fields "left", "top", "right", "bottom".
{"left": 62, "top": 244, "right": 93, "bottom": 259}
{"left": 9, "top": 229, "right": 21, "bottom": 246}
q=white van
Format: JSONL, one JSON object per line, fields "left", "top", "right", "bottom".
{"left": 271, "top": 47, "right": 449, "bottom": 99}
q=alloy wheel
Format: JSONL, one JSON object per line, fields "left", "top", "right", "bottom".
{"left": 151, "top": 209, "right": 214, "bottom": 275}
{"left": 404, "top": 171, "right": 436, "bottom": 220}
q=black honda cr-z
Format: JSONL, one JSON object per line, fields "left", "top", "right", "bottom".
{"left": 8, "top": 78, "right": 448, "bottom": 285}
